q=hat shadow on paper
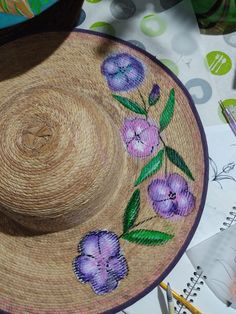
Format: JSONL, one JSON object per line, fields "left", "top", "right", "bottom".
{"left": 0, "top": 0, "right": 84, "bottom": 81}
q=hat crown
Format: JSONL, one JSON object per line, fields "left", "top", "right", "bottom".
{"left": 0, "top": 86, "right": 125, "bottom": 233}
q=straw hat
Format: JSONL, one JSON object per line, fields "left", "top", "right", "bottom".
{"left": 0, "top": 30, "right": 208, "bottom": 313}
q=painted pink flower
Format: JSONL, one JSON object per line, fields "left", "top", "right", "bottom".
{"left": 121, "top": 118, "right": 159, "bottom": 158}
{"left": 148, "top": 173, "right": 195, "bottom": 218}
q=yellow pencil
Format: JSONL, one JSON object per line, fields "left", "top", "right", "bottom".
{"left": 160, "top": 281, "right": 202, "bottom": 314}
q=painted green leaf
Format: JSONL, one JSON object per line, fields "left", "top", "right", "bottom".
{"left": 123, "top": 189, "right": 140, "bottom": 233}
{"left": 134, "top": 149, "right": 164, "bottom": 186}
{"left": 112, "top": 95, "right": 147, "bottom": 115}
{"left": 159, "top": 88, "right": 175, "bottom": 132}
{"left": 166, "top": 146, "right": 194, "bottom": 181}
{"left": 122, "top": 229, "right": 174, "bottom": 246}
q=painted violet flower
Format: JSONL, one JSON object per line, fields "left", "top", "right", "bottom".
{"left": 101, "top": 53, "right": 145, "bottom": 92}
{"left": 73, "top": 230, "right": 128, "bottom": 295}
{"left": 148, "top": 84, "right": 160, "bottom": 106}
{"left": 121, "top": 117, "right": 159, "bottom": 158}
{"left": 148, "top": 173, "right": 195, "bottom": 218}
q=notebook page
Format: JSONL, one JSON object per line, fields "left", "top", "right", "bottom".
{"left": 206, "top": 124, "right": 236, "bottom": 193}
{"left": 187, "top": 223, "right": 236, "bottom": 309}
{"left": 190, "top": 184, "right": 236, "bottom": 247}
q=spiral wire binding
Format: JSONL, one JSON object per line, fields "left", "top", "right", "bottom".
{"left": 175, "top": 206, "right": 236, "bottom": 314}
{"left": 220, "top": 206, "right": 236, "bottom": 231}
{"left": 175, "top": 266, "right": 206, "bottom": 314}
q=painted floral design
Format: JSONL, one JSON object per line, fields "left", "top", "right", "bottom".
{"left": 73, "top": 51, "right": 197, "bottom": 296}
{"left": 73, "top": 231, "right": 128, "bottom": 295}
{"left": 148, "top": 173, "right": 195, "bottom": 218}
{"left": 101, "top": 53, "right": 145, "bottom": 92}
{"left": 121, "top": 118, "right": 159, "bottom": 158}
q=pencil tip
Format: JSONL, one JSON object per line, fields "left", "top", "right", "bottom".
{"left": 226, "top": 301, "right": 232, "bottom": 307}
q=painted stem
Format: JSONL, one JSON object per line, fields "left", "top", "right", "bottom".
{"left": 159, "top": 134, "right": 168, "bottom": 178}
{"left": 119, "top": 215, "right": 157, "bottom": 238}
{"left": 137, "top": 88, "right": 148, "bottom": 118}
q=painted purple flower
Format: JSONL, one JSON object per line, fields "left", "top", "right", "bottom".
{"left": 148, "top": 84, "right": 160, "bottom": 106}
{"left": 148, "top": 173, "right": 195, "bottom": 218}
{"left": 121, "top": 117, "right": 159, "bottom": 158}
{"left": 101, "top": 53, "right": 145, "bottom": 92}
{"left": 73, "top": 230, "right": 128, "bottom": 295}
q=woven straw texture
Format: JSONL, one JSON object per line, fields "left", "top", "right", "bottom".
{"left": 0, "top": 31, "right": 207, "bottom": 314}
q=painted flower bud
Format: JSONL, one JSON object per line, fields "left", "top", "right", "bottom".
{"left": 148, "top": 84, "right": 160, "bottom": 106}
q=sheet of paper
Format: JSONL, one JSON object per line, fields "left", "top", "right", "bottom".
{"left": 190, "top": 184, "right": 236, "bottom": 247}
{"left": 206, "top": 124, "right": 236, "bottom": 193}
{"left": 187, "top": 223, "right": 236, "bottom": 309}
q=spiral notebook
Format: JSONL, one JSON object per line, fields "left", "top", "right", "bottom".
{"left": 187, "top": 221, "right": 236, "bottom": 310}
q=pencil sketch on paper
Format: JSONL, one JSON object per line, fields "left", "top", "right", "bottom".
{"left": 209, "top": 157, "right": 236, "bottom": 189}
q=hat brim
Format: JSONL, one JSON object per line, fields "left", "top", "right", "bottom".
{"left": 0, "top": 30, "right": 208, "bottom": 313}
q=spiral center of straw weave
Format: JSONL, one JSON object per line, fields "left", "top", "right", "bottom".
{"left": 21, "top": 118, "right": 53, "bottom": 151}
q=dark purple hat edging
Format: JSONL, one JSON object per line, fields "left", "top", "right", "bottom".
{"left": 0, "top": 28, "right": 209, "bottom": 314}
